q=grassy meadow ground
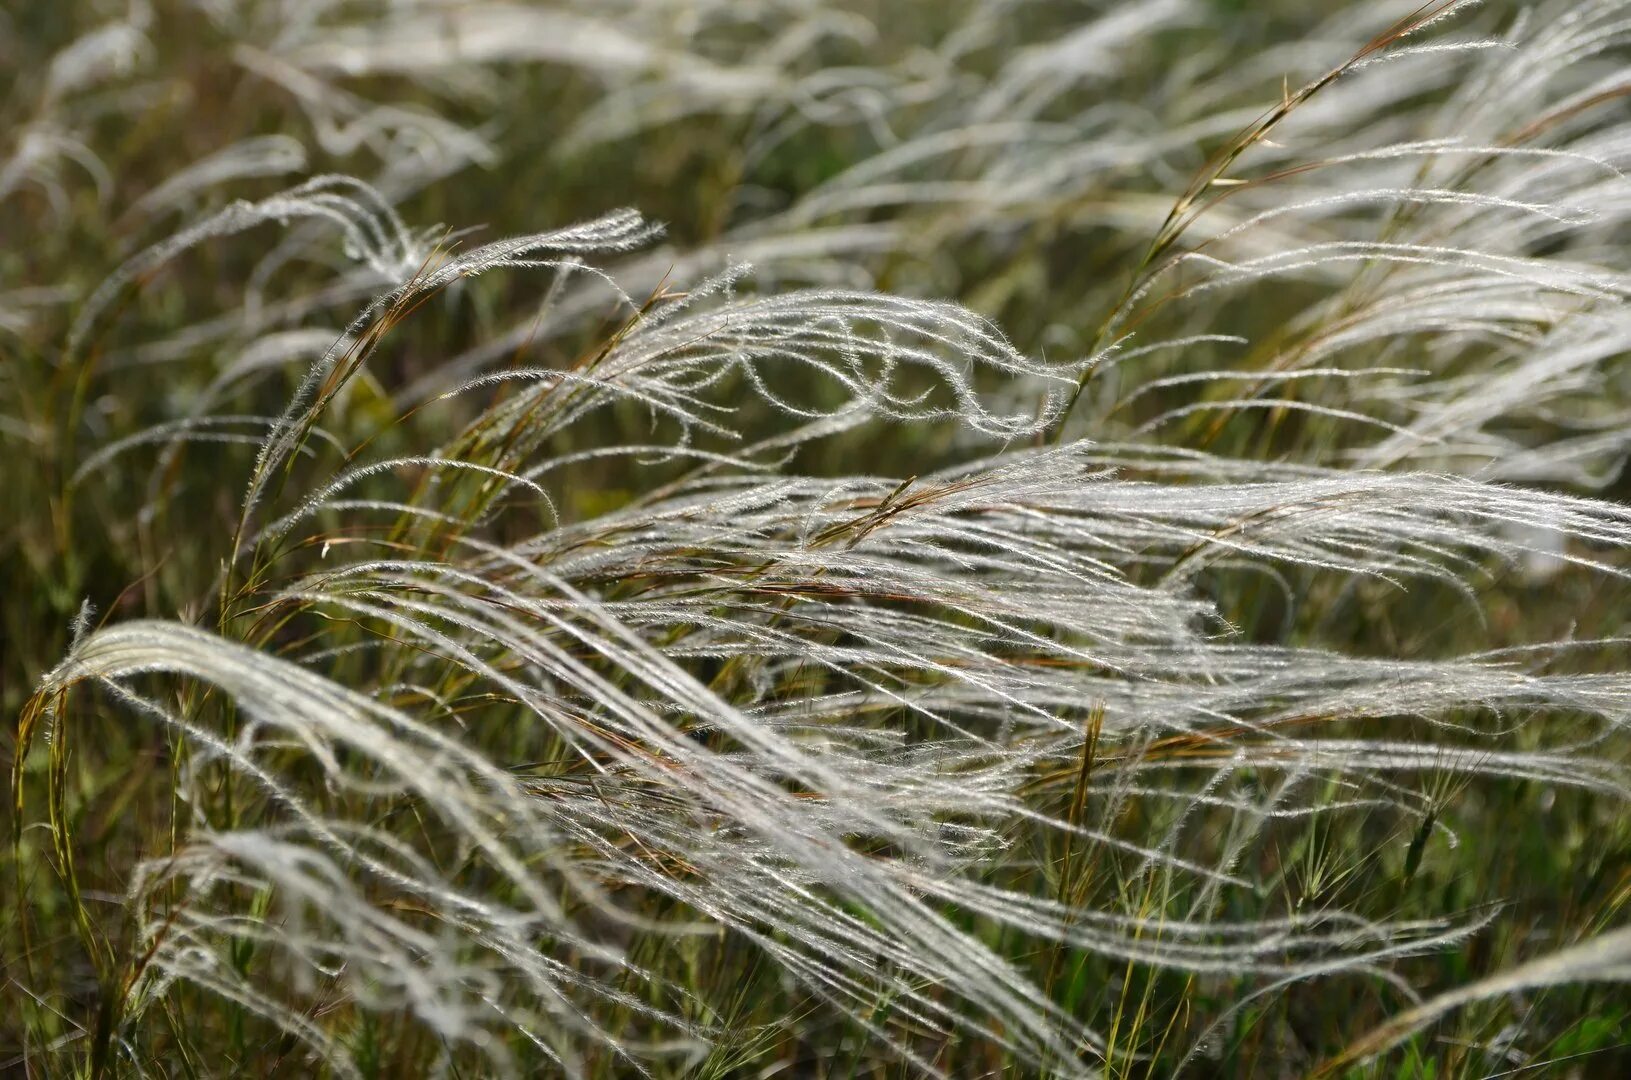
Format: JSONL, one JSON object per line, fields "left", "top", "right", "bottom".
{"left": 4, "top": 0, "right": 1631, "bottom": 1076}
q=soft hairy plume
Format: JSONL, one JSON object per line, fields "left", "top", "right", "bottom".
{"left": 7, "top": 0, "right": 1631, "bottom": 1076}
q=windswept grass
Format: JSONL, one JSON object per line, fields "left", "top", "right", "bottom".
{"left": 5, "top": 1, "right": 1631, "bottom": 1076}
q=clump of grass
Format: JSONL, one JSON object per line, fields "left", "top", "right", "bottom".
{"left": 5, "top": 1, "right": 1631, "bottom": 1076}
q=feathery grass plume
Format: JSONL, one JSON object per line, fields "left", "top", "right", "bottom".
{"left": 1062, "top": 1, "right": 1631, "bottom": 475}
{"left": 1312, "top": 922, "right": 1631, "bottom": 1074}
{"left": 19, "top": 196, "right": 1631, "bottom": 1072}
{"left": 6, "top": 0, "right": 1631, "bottom": 1076}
